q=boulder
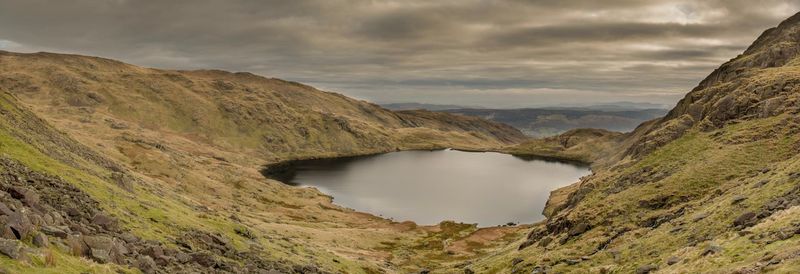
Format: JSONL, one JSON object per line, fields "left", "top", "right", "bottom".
{"left": 635, "top": 264, "right": 657, "bottom": 274}
{"left": 702, "top": 244, "right": 722, "bottom": 256}
{"left": 41, "top": 226, "right": 69, "bottom": 239}
{"left": 32, "top": 233, "right": 48, "bottom": 248}
{"left": 176, "top": 252, "right": 192, "bottom": 264}
{"left": 120, "top": 232, "right": 140, "bottom": 244}
{"left": 666, "top": 256, "right": 680, "bottom": 265}
{"left": 142, "top": 245, "right": 164, "bottom": 258}
{"left": 83, "top": 235, "right": 114, "bottom": 251}
{"left": 518, "top": 239, "right": 534, "bottom": 250}
{"left": 734, "top": 212, "right": 757, "bottom": 227}
{"left": 0, "top": 239, "right": 21, "bottom": 259}
{"left": 0, "top": 202, "right": 13, "bottom": 216}
{"left": 67, "top": 235, "right": 89, "bottom": 256}
{"left": 66, "top": 208, "right": 81, "bottom": 217}
{"left": 191, "top": 251, "right": 217, "bottom": 267}
{"left": 568, "top": 222, "right": 590, "bottom": 236}
{"left": 91, "top": 248, "right": 111, "bottom": 263}
{"left": 539, "top": 236, "right": 553, "bottom": 247}
{"left": 136, "top": 255, "right": 157, "bottom": 274}
{"left": 83, "top": 235, "right": 121, "bottom": 263}
{"left": 91, "top": 213, "right": 117, "bottom": 231}
{"left": 3, "top": 211, "right": 33, "bottom": 240}
{"left": 731, "top": 195, "right": 747, "bottom": 205}
{"left": 512, "top": 257, "right": 523, "bottom": 266}
{"left": 7, "top": 187, "right": 39, "bottom": 207}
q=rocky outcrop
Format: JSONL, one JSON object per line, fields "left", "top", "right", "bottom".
{"left": 505, "top": 11, "right": 800, "bottom": 274}
{"left": 625, "top": 13, "right": 800, "bottom": 158}
{"left": 0, "top": 157, "right": 317, "bottom": 273}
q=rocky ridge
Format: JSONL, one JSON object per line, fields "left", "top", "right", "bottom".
{"left": 0, "top": 51, "right": 528, "bottom": 273}
{"left": 466, "top": 11, "right": 800, "bottom": 273}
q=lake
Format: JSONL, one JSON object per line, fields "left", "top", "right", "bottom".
{"left": 269, "top": 149, "right": 590, "bottom": 226}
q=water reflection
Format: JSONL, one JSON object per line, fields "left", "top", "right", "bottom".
{"left": 266, "top": 149, "right": 590, "bottom": 226}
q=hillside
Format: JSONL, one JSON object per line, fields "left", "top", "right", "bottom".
{"left": 505, "top": 128, "right": 625, "bottom": 166}
{"left": 466, "top": 12, "right": 800, "bottom": 273}
{"left": 441, "top": 108, "right": 667, "bottom": 137}
{"left": 0, "top": 51, "right": 528, "bottom": 273}
{"left": 381, "top": 103, "right": 476, "bottom": 111}
{"left": 3, "top": 10, "right": 800, "bottom": 274}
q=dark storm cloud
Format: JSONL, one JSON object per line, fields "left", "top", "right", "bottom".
{"left": 0, "top": 0, "right": 798, "bottom": 107}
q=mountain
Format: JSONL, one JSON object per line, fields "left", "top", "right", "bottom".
{"left": 0, "top": 51, "right": 526, "bottom": 273}
{"left": 380, "top": 102, "right": 477, "bottom": 111}
{"left": 442, "top": 108, "right": 668, "bottom": 137}
{"left": 473, "top": 12, "right": 800, "bottom": 273}
{"left": 547, "top": 101, "right": 671, "bottom": 111}
{"left": 3, "top": 10, "right": 800, "bottom": 274}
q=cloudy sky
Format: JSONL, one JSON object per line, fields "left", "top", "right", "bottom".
{"left": 1, "top": 0, "right": 798, "bottom": 108}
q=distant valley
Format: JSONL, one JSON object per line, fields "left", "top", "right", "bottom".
{"left": 383, "top": 103, "right": 669, "bottom": 137}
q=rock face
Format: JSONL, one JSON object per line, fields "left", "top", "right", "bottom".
{"left": 0, "top": 157, "right": 307, "bottom": 273}
{"left": 626, "top": 12, "right": 800, "bottom": 158}
{"left": 0, "top": 239, "right": 21, "bottom": 259}
{"left": 500, "top": 11, "right": 800, "bottom": 274}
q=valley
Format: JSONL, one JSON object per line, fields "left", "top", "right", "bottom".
{"left": 0, "top": 9, "right": 800, "bottom": 274}
{"left": 382, "top": 103, "right": 668, "bottom": 138}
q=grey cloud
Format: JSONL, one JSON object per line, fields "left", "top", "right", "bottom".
{"left": 0, "top": 0, "right": 798, "bottom": 108}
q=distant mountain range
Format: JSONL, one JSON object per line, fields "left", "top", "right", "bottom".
{"left": 382, "top": 102, "right": 669, "bottom": 137}
{"left": 381, "top": 102, "right": 480, "bottom": 111}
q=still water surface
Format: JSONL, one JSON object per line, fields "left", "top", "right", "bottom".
{"left": 279, "top": 149, "right": 590, "bottom": 226}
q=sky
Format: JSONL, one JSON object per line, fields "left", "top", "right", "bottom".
{"left": 0, "top": 0, "right": 798, "bottom": 108}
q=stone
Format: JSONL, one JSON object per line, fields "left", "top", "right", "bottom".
{"left": 731, "top": 195, "right": 747, "bottom": 205}
{"left": 67, "top": 235, "right": 89, "bottom": 256}
{"left": 83, "top": 235, "right": 114, "bottom": 251}
{"left": 518, "top": 239, "right": 534, "bottom": 250}
{"left": 41, "top": 226, "right": 69, "bottom": 239}
{"left": 33, "top": 233, "right": 48, "bottom": 248}
{"left": 143, "top": 245, "right": 164, "bottom": 258}
{"left": 702, "top": 244, "right": 722, "bottom": 256}
{"left": 91, "top": 214, "right": 117, "bottom": 231}
{"left": 176, "top": 252, "right": 192, "bottom": 264}
{"left": 692, "top": 213, "right": 710, "bottom": 222}
{"left": 91, "top": 248, "right": 111, "bottom": 263}
{"left": 66, "top": 208, "right": 81, "bottom": 217}
{"left": 191, "top": 251, "right": 217, "bottom": 267}
{"left": 7, "top": 187, "right": 39, "bottom": 207}
{"left": 136, "top": 255, "right": 157, "bottom": 274}
{"left": 667, "top": 256, "right": 680, "bottom": 265}
{"left": 753, "top": 180, "right": 769, "bottom": 188}
{"left": 120, "top": 232, "right": 139, "bottom": 244}
{"left": 512, "top": 257, "right": 524, "bottom": 265}
{"left": 635, "top": 264, "right": 657, "bottom": 274}
{"left": 0, "top": 202, "right": 13, "bottom": 216}
{"left": 154, "top": 255, "right": 172, "bottom": 266}
{"left": 0, "top": 239, "right": 21, "bottom": 259}
{"left": 539, "top": 236, "right": 553, "bottom": 247}
{"left": 734, "top": 212, "right": 757, "bottom": 227}
{"left": 464, "top": 268, "right": 475, "bottom": 274}
{"left": 110, "top": 122, "right": 129, "bottom": 130}
{"left": 568, "top": 222, "right": 590, "bottom": 236}
{"left": 4, "top": 211, "right": 33, "bottom": 240}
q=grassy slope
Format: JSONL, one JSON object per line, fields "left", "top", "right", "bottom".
{"left": 504, "top": 128, "right": 625, "bottom": 166}
{"left": 465, "top": 13, "right": 800, "bottom": 274}
{"left": 0, "top": 52, "right": 528, "bottom": 273}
